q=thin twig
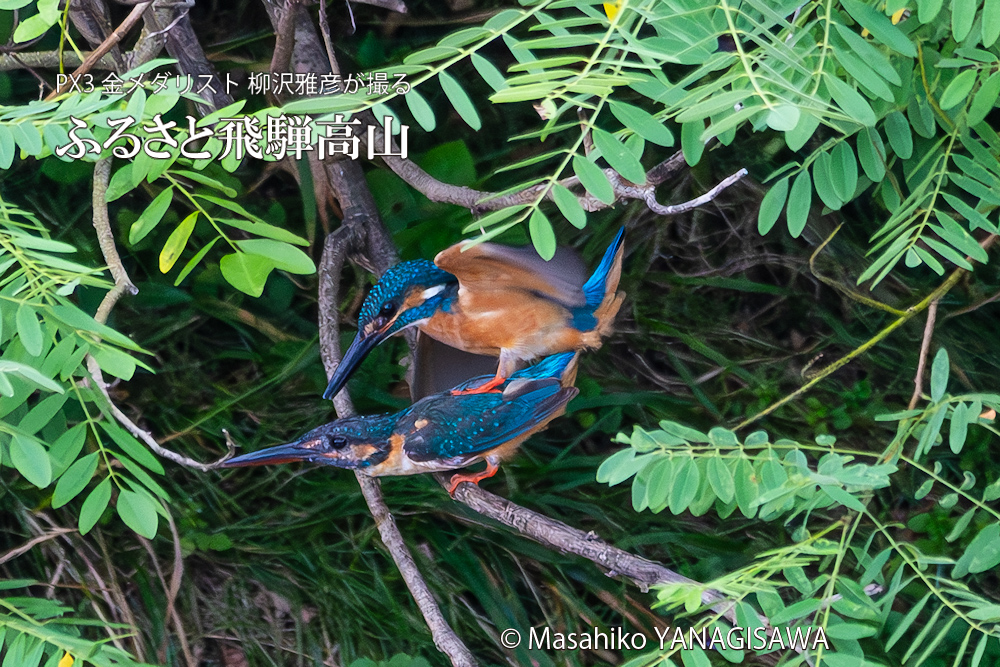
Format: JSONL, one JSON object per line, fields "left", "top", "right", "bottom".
{"left": 738, "top": 234, "right": 999, "bottom": 429}
{"left": 44, "top": 1, "right": 152, "bottom": 100}
{"left": 0, "top": 528, "right": 75, "bottom": 566}
{"left": 908, "top": 300, "right": 939, "bottom": 410}
{"left": 644, "top": 168, "right": 747, "bottom": 215}
{"left": 317, "top": 0, "right": 341, "bottom": 77}
{"left": 809, "top": 225, "right": 906, "bottom": 317}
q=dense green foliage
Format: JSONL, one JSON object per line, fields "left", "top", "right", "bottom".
{"left": 1, "top": 0, "right": 1000, "bottom": 665}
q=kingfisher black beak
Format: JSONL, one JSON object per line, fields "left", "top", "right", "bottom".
{"left": 220, "top": 437, "right": 326, "bottom": 467}
{"left": 321, "top": 331, "right": 382, "bottom": 400}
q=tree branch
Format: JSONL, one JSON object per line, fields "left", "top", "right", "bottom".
{"left": 87, "top": 157, "right": 235, "bottom": 472}
{"left": 318, "top": 226, "right": 477, "bottom": 667}
{"left": 45, "top": 1, "right": 153, "bottom": 100}
{"left": 364, "top": 120, "right": 745, "bottom": 216}
{"left": 443, "top": 480, "right": 741, "bottom": 624}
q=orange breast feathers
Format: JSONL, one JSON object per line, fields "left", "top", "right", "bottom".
{"left": 420, "top": 291, "right": 589, "bottom": 360}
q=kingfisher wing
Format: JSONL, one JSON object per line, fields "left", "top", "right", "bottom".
{"left": 434, "top": 242, "right": 588, "bottom": 309}
{"left": 401, "top": 383, "right": 578, "bottom": 463}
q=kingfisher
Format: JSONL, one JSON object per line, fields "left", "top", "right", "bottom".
{"left": 322, "top": 227, "right": 625, "bottom": 400}
{"left": 223, "top": 353, "right": 580, "bottom": 494}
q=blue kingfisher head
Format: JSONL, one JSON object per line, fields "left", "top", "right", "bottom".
{"left": 323, "top": 260, "right": 457, "bottom": 399}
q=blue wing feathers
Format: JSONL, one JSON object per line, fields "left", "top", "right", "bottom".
{"left": 581, "top": 227, "right": 625, "bottom": 311}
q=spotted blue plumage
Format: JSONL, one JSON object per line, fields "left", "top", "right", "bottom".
{"left": 401, "top": 354, "right": 576, "bottom": 463}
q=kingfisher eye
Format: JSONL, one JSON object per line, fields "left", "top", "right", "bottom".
{"left": 330, "top": 435, "right": 348, "bottom": 450}
{"left": 380, "top": 302, "right": 396, "bottom": 316}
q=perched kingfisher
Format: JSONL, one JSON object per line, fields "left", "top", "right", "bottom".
{"left": 223, "top": 353, "right": 580, "bottom": 494}
{"left": 322, "top": 228, "right": 626, "bottom": 400}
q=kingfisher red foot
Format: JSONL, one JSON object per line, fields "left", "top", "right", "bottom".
{"left": 223, "top": 353, "right": 580, "bottom": 494}
{"left": 321, "top": 228, "right": 626, "bottom": 401}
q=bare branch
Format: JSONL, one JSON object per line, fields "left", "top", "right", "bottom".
{"left": 443, "top": 478, "right": 741, "bottom": 625}
{"left": 365, "top": 119, "right": 744, "bottom": 218}
{"left": 644, "top": 168, "right": 748, "bottom": 215}
{"left": 908, "top": 300, "right": 939, "bottom": 410}
{"left": 45, "top": 1, "right": 153, "bottom": 100}
{"left": 351, "top": 0, "right": 408, "bottom": 12}
{"left": 0, "top": 51, "right": 115, "bottom": 71}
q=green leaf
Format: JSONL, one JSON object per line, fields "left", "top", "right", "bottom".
{"left": 884, "top": 110, "right": 913, "bottom": 158}
{"left": 100, "top": 420, "right": 164, "bottom": 474}
{"left": 918, "top": 0, "right": 944, "bottom": 22}
{"left": 841, "top": 0, "right": 917, "bottom": 56}
{"left": 886, "top": 592, "right": 930, "bottom": 650}
{"left": 813, "top": 151, "right": 844, "bottom": 211}
{"left": 0, "top": 125, "right": 14, "bottom": 169}
{"left": 825, "top": 623, "right": 878, "bottom": 639}
{"left": 405, "top": 88, "right": 436, "bottom": 132}
{"left": 646, "top": 457, "right": 675, "bottom": 511}
{"left": 953, "top": 0, "right": 977, "bottom": 41}
{"left": 52, "top": 452, "right": 99, "bottom": 508}
{"left": 79, "top": 477, "right": 111, "bottom": 534}
{"left": 835, "top": 50, "right": 894, "bottom": 102}
{"left": 930, "top": 347, "right": 949, "bottom": 401}
{"left": 10, "top": 433, "right": 51, "bottom": 488}
{"left": 159, "top": 211, "right": 198, "bottom": 273}
{"left": 235, "top": 239, "right": 315, "bottom": 274}
{"left": 950, "top": 402, "right": 969, "bottom": 453}
{"left": 765, "top": 104, "right": 801, "bottom": 132}
{"left": 945, "top": 507, "right": 976, "bottom": 542}
{"left": 174, "top": 236, "right": 219, "bottom": 286}
{"left": 596, "top": 448, "right": 642, "bottom": 485}
{"left": 971, "top": 632, "right": 989, "bottom": 667}
{"left": 220, "top": 252, "right": 273, "bottom": 297}
{"left": 734, "top": 457, "right": 759, "bottom": 518}
{"left": 681, "top": 121, "right": 705, "bottom": 166}
{"left": 706, "top": 456, "right": 735, "bottom": 504}
{"left": 18, "top": 393, "right": 67, "bottom": 435}
{"left": 527, "top": 208, "right": 556, "bottom": 261}
{"left": 196, "top": 195, "right": 308, "bottom": 245}
{"left": 129, "top": 187, "right": 174, "bottom": 245}
{"left": 821, "top": 484, "right": 866, "bottom": 511}
{"left": 172, "top": 169, "right": 238, "bottom": 197}
{"left": 984, "top": 0, "right": 1000, "bottom": 46}
{"left": 92, "top": 346, "right": 137, "bottom": 381}
{"left": 106, "top": 163, "right": 135, "bottom": 202}
{"left": 785, "top": 170, "right": 812, "bottom": 238}
{"left": 969, "top": 72, "right": 1000, "bottom": 125}
{"left": 940, "top": 69, "right": 977, "bottom": 110}
{"left": 550, "top": 183, "right": 586, "bottom": 229}
{"left": 439, "top": 71, "right": 481, "bottom": 131}
{"left": 117, "top": 488, "right": 159, "bottom": 539}
{"left": 15, "top": 303, "right": 43, "bottom": 356}
{"left": 857, "top": 127, "right": 887, "bottom": 182}
{"left": 591, "top": 128, "right": 646, "bottom": 184}
{"left": 954, "top": 523, "right": 1000, "bottom": 577}
{"left": 572, "top": 154, "right": 614, "bottom": 204}
{"left": 826, "top": 74, "right": 876, "bottom": 126}
{"left": 471, "top": 54, "right": 506, "bottom": 92}
{"left": 669, "top": 457, "right": 700, "bottom": 514}
{"left": 831, "top": 142, "right": 858, "bottom": 201}
{"left": 758, "top": 176, "right": 789, "bottom": 234}
{"left": 609, "top": 101, "right": 673, "bottom": 146}
{"left": 832, "top": 23, "right": 903, "bottom": 85}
